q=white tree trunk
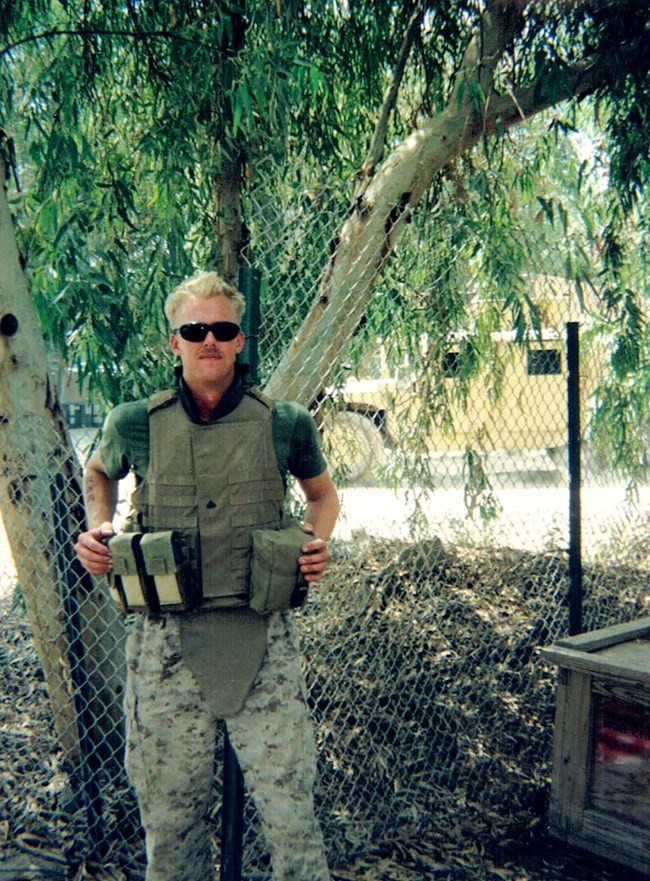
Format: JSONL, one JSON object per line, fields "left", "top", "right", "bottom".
{"left": 0, "top": 159, "right": 125, "bottom": 761}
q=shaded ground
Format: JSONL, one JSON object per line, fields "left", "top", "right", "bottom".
{"left": 0, "top": 540, "right": 648, "bottom": 881}
{"left": 301, "top": 537, "right": 650, "bottom": 881}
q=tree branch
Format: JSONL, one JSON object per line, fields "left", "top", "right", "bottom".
{"left": 449, "top": 0, "right": 527, "bottom": 115}
{"left": 403, "top": 47, "right": 621, "bottom": 211}
{"left": 0, "top": 28, "right": 198, "bottom": 59}
{"left": 358, "top": 3, "right": 426, "bottom": 183}
{"left": 264, "top": 41, "right": 623, "bottom": 407}
{"left": 477, "top": 50, "right": 620, "bottom": 142}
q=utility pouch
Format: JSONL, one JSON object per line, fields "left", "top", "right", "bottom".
{"left": 108, "top": 533, "right": 158, "bottom": 614}
{"left": 139, "top": 530, "right": 198, "bottom": 612}
{"left": 249, "top": 522, "right": 310, "bottom": 614}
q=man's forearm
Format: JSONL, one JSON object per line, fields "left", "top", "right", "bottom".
{"left": 304, "top": 489, "right": 340, "bottom": 541}
{"left": 83, "top": 463, "right": 119, "bottom": 529}
{"left": 75, "top": 455, "right": 119, "bottom": 574}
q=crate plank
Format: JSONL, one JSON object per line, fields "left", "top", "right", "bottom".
{"left": 554, "top": 616, "right": 650, "bottom": 652}
{"left": 549, "top": 669, "right": 592, "bottom": 836}
{"left": 542, "top": 644, "right": 650, "bottom": 684}
{"left": 592, "top": 677, "right": 650, "bottom": 709}
{"left": 580, "top": 809, "right": 650, "bottom": 876}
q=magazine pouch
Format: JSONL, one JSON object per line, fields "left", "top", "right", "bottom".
{"left": 108, "top": 533, "right": 156, "bottom": 613}
{"left": 249, "top": 522, "right": 309, "bottom": 613}
{"left": 139, "top": 530, "right": 199, "bottom": 612}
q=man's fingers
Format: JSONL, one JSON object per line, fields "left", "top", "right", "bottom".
{"left": 74, "top": 528, "right": 113, "bottom": 575}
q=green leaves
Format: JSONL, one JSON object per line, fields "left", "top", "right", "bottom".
{"left": 2, "top": 0, "right": 650, "bottom": 488}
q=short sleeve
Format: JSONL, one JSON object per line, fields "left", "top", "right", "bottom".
{"left": 273, "top": 401, "right": 327, "bottom": 481}
{"left": 99, "top": 400, "right": 150, "bottom": 481}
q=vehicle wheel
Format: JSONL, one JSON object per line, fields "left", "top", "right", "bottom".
{"left": 322, "top": 411, "right": 387, "bottom": 485}
{"left": 546, "top": 444, "right": 568, "bottom": 470}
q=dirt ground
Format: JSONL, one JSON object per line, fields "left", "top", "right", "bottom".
{"left": 2, "top": 572, "right": 648, "bottom": 881}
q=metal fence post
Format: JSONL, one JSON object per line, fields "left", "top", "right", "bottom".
{"left": 567, "top": 321, "right": 582, "bottom": 636}
{"left": 221, "top": 729, "right": 245, "bottom": 881}
{"left": 219, "top": 267, "right": 262, "bottom": 881}
{"left": 51, "top": 473, "right": 108, "bottom": 860}
{"left": 239, "top": 266, "right": 261, "bottom": 384}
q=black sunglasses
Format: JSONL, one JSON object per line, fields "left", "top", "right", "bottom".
{"left": 174, "top": 321, "right": 241, "bottom": 343}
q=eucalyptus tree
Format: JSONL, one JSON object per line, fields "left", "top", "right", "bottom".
{"left": 2, "top": 0, "right": 650, "bottom": 753}
{"left": 4, "top": 1, "right": 649, "bottom": 406}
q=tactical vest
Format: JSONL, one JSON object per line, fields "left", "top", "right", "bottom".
{"left": 129, "top": 387, "right": 285, "bottom": 609}
{"left": 125, "top": 387, "right": 287, "bottom": 717}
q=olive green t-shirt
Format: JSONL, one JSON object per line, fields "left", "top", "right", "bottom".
{"left": 99, "top": 378, "right": 327, "bottom": 487}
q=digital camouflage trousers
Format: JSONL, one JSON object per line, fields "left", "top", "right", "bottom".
{"left": 124, "top": 611, "right": 331, "bottom": 881}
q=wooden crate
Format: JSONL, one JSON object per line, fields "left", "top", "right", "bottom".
{"left": 542, "top": 617, "right": 650, "bottom": 877}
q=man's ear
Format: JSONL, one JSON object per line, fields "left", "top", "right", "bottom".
{"left": 170, "top": 332, "right": 181, "bottom": 357}
{"left": 235, "top": 330, "right": 245, "bottom": 354}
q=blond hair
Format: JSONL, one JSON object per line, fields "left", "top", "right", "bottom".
{"left": 164, "top": 271, "right": 246, "bottom": 328}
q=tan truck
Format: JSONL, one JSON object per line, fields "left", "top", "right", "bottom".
{"left": 321, "top": 277, "right": 602, "bottom": 484}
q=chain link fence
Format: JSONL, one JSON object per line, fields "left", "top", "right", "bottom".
{"left": 2, "top": 163, "right": 650, "bottom": 881}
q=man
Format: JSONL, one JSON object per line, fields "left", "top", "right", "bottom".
{"left": 74, "top": 270, "right": 340, "bottom": 881}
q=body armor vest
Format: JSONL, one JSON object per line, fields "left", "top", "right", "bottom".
{"left": 129, "top": 387, "right": 285, "bottom": 608}
{"left": 125, "top": 387, "right": 287, "bottom": 717}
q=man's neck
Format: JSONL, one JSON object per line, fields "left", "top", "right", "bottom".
{"left": 190, "top": 380, "right": 232, "bottom": 422}
{"left": 178, "top": 368, "right": 244, "bottom": 424}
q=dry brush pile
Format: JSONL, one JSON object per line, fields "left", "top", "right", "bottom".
{"left": 299, "top": 533, "right": 649, "bottom": 879}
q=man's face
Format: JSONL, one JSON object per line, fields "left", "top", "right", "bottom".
{"left": 170, "top": 295, "right": 245, "bottom": 391}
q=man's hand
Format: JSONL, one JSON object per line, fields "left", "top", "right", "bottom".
{"left": 74, "top": 521, "right": 115, "bottom": 575}
{"left": 298, "top": 522, "right": 329, "bottom": 583}
{"left": 296, "top": 470, "right": 339, "bottom": 585}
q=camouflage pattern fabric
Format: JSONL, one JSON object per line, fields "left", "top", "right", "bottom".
{"left": 124, "top": 611, "right": 331, "bottom": 881}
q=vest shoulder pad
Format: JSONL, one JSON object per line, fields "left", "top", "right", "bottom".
{"left": 148, "top": 389, "right": 178, "bottom": 414}
{"left": 246, "top": 387, "right": 276, "bottom": 412}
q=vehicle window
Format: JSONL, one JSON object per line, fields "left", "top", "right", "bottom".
{"left": 528, "top": 349, "right": 561, "bottom": 375}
